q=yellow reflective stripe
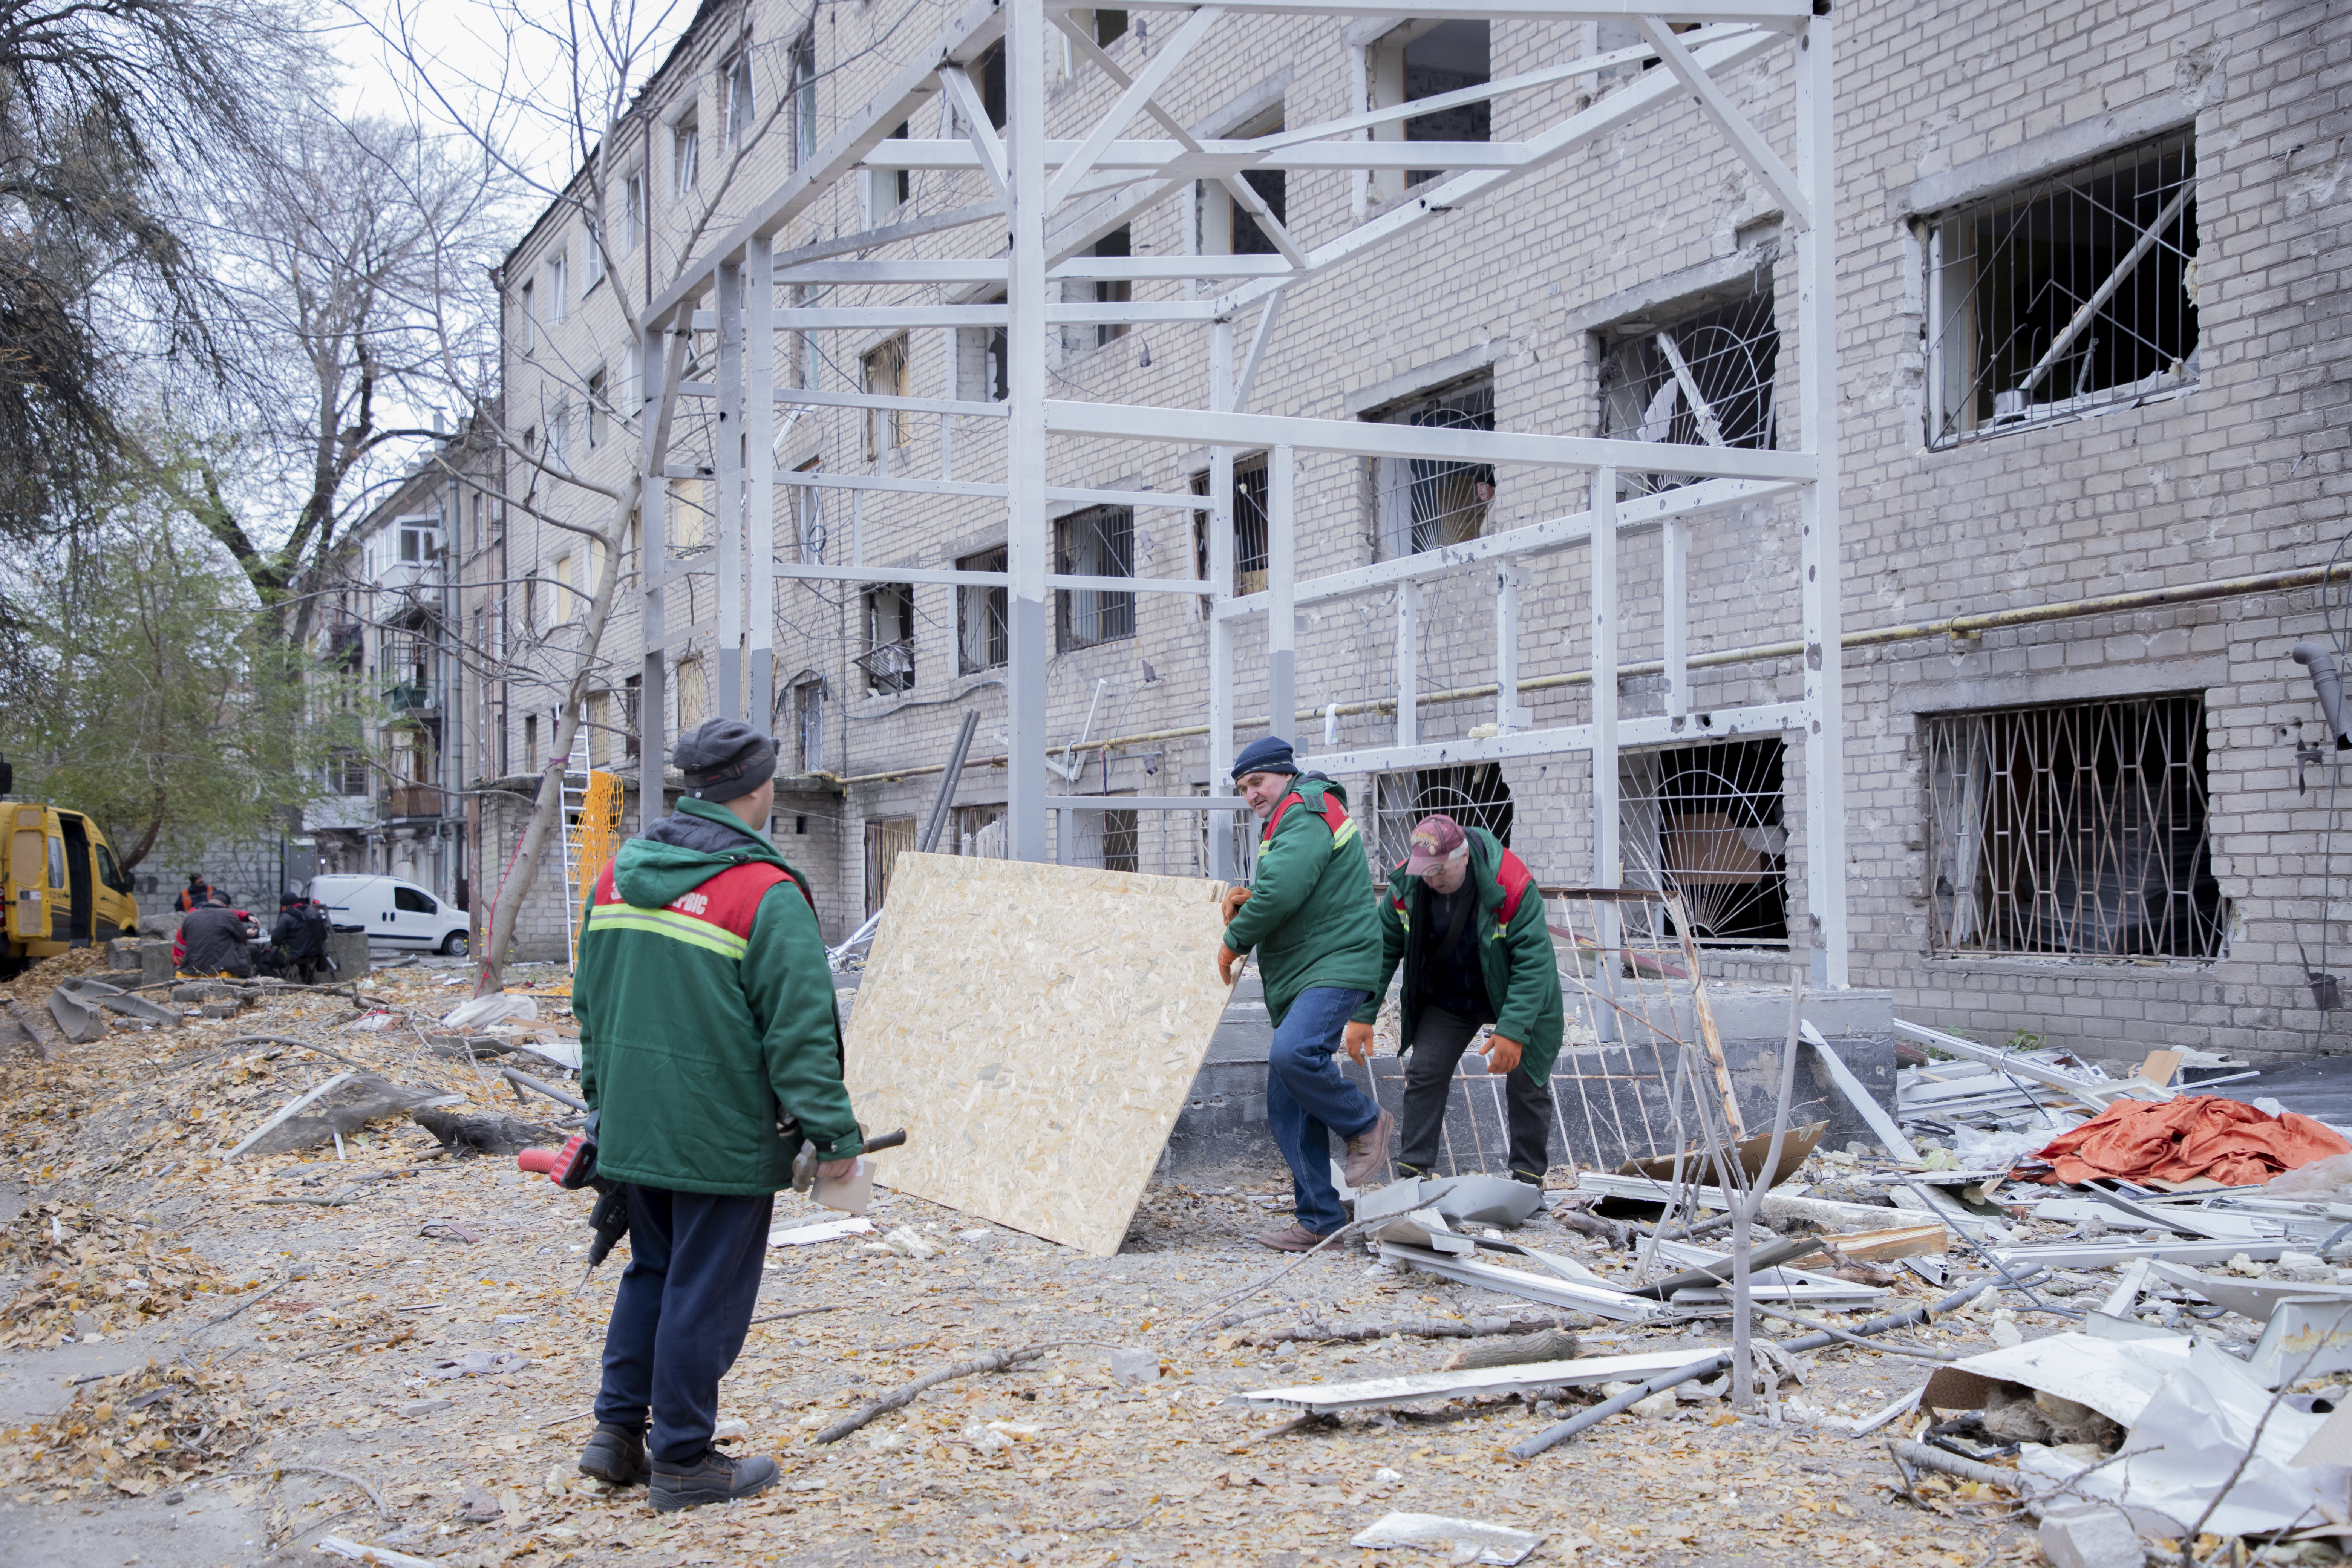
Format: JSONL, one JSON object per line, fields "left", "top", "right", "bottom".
{"left": 1330, "top": 818, "right": 1359, "bottom": 850}
{"left": 585, "top": 904, "right": 748, "bottom": 960}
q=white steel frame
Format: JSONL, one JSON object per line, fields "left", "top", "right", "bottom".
{"left": 631, "top": 0, "right": 1850, "bottom": 984}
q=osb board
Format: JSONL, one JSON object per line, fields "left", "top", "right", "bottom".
{"left": 842, "top": 851, "right": 1234, "bottom": 1257}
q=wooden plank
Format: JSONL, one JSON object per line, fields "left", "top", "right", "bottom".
{"left": 1240, "top": 1347, "right": 1703, "bottom": 1415}
{"left": 840, "top": 853, "right": 1235, "bottom": 1257}
{"left": 1785, "top": 1223, "right": 1951, "bottom": 1267}
{"left": 2134, "top": 1049, "right": 2185, "bottom": 1088}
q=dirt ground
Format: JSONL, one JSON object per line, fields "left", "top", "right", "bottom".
{"left": 0, "top": 953, "right": 2061, "bottom": 1567}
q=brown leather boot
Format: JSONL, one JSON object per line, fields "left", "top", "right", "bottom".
{"left": 1252, "top": 1221, "right": 1337, "bottom": 1253}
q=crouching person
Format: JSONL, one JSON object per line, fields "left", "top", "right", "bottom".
{"left": 572, "top": 718, "right": 864, "bottom": 1511}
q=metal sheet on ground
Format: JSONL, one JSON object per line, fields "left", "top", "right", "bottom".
{"left": 1242, "top": 1347, "right": 1701, "bottom": 1415}
{"left": 841, "top": 852, "right": 1233, "bottom": 1257}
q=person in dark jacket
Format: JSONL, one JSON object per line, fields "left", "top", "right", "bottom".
{"left": 261, "top": 892, "right": 333, "bottom": 984}
{"left": 176, "top": 874, "right": 214, "bottom": 913}
{"left": 178, "top": 902, "right": 258, "bottom": 978}
{"left": 1347, "top": 814, "right": 1566, "bottom": 1193}
{"left": 572, "top": 718, "right": 862, "bottom": 1513}
{"left": 1217, "top": 735, "right": 1390, "bottom": 1251}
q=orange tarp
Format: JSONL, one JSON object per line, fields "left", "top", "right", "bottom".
{"left": 2034, "top": 1095, "right": 2352, "bottom": 1187}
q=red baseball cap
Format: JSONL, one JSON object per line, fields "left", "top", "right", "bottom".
{"left": 1404, "top": 813, "right": 1468, "bottom": 874}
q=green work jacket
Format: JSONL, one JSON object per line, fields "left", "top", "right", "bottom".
{"left": 575, "top": 798, "right": 862, "bottom": 1194}
{"left": 1220, "top": 774, "right": 1383, "bottom": 1027}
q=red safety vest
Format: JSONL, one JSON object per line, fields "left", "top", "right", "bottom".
{"left": 1262, "top": 787, "right": 1355, "bottom": 846}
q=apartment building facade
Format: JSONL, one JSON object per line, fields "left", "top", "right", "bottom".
{"left": 472, "top": 0, "right": 2352, "bottom": 1064}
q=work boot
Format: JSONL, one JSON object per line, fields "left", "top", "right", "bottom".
{"left": 649, "top": 1449, "right": 781, "bottom": 1512}
{"left": 577, "top": 1423, "right": 649, "bottom": 1486}
{"left": 1253, "top": 1221, "right": 1337, "bottom": 1253}
{"left": 1510, "top": 1169, "right": 1552, "bottom": 1212}
{"left": 1342, "top": 1109, "right": 1395, "bottom": 1188}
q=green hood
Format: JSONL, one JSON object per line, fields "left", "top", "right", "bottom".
{"left": 612, "top": 799, "right": 790, "bottom": 909}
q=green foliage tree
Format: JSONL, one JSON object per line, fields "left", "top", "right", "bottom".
{"left": 0, "top": 449, "right": 354, "bottom": 870}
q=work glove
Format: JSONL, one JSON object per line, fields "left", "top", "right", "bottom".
{"left": 1220, "top": 885, "right": 1252, "bottom": 924}
{"left": 1343, "top": 1020, "right": 1375, "bottom": 1064}
{"left": 1217, "top": 944, "right": 1242, "bottom": 986}
{"left": 1485, "top": 1034, "right": 1524, "bottom": 1076}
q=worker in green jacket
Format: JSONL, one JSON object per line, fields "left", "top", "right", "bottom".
{"left": 572, "top": 718, "right": 864, "bottom": 1512}
{"left": 1346, "top": 813, "right": 1565, "bottom": 1194}
{"left": 1217, "top": 736, "right": 1390, "bottom": 1250}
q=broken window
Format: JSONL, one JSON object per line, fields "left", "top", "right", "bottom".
{"left": 1597, "top": 285, "right": 1779, "bottom": 497}
{"left": 1094, "top": 9, "right": 1128, "bottom": 47}
{"left": 1926, "top": 130, "right": 2198, "bottom": 446}
{"left": 1620, "top": 739, "right": 1788, "bottom": 946}
{"left": 862, "top": 334, "right": 911, "bottom": 459}
{"left": 1366, "top": 373, "right": 1494, "bottom": 560}
{"left": 787, "top": 30, "right": 817, "bottom": 167}
{"left": 1373, "top": 764, "right": 1511, "bottom": 870}
{"left": 674, "top": 657, "right": 710, "bottom": 730}
{"left": 1199, "top": 108, "right": 1285, "bottom": 257}
{"left": 1190, "top": 456, "right": 1269, "bottom": 616}
{"left": 956, "top": 295, "right": 1008, "bottom": 401}
{"left": 794, "top": 677, "right": 824, "bottom": 772}
{"left": 1923, "top": 694, "right": 2225, "bottom": 959}
{"left": 1072, "top": 807, "right": 1139, "bottom": 873}
{"left": 586, "top": 366, "right": 608, "bottom": 448}
{"left": 957, "top": 546, "right": 1008, "bottom": 674}
{"left": 622, "top": 674, "right": 641, "bottom": 758}
{"left": 864, "top": 816, "right": 917, "bottom": 917}
{"left": 969, "top": 41, "right": 1007, "bottom": 132}
{"left": 671, "top": 112, "right": 698, "bottom": 200}
{"left": 1366, "top": 20, "right": 1489, "bottom": 201}
{"left": 955, "top": 803, "right": 1006, "bottom": 857}
{"left": 857, "top": 584, "right": 917, "bottom": 695}
{"left": 330, "top": 747, "right": 370, "bottom": 796}
{"left": 1093, "top": 226, "right": 1130, "bottom": 346}
{"left": 721, "top": 49, "right": 755, "bottom": 148}
{"left": 870, "top": 121, "right": 910, "bottom": 226}
{"left": 1056, "top": 506, "right": 1134, "bottom": 651}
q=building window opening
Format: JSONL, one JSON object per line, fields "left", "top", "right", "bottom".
{"left": 1924, "top": 694, "right": 2224, "bottom": 959}
{"left": 1367, "top": 20, "right": 1489, "bottom": 198}
{"left": 1093, "top": 226, "right": 1131, "bottom": 345}
{"left": 1927, "top": 130, "right": 2198, "bottom": 447}
{"left": 858, "top": 584, "right": 917, "bottom": 694}
{"left": 1598, "top": 285, "right": 1778, "bottom": 497}
{"left": 1621, "top": 738, "right": 1788, "bottom": 946}
{"left": 864, "top": 815, "right": 917, "bottom": 917}
{"left": 862, "top": 334, "right": 911, "bottom": 459}
{"left": 957, "top": 546, "right": 1009, "bottom": 673}
{"left": 1367, "top": 372, "right": 1494, "bottom": 560}
{"left": 957, "top": 295, "right": 1009, "bottom": 401}
{"left": 1055, "top": 506, "right": 1134, "bottom": 650}
{"left": 1373, "top": 763, "right": 1510, "bottom": 870}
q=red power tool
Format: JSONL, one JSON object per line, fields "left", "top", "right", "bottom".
{"left": 518, "top": 1125, "right": 628, "bottom": 1280}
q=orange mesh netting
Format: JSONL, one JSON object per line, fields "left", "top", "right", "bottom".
{"left": 2034, "top": 1095, "right": 2352, "bottom": 1187}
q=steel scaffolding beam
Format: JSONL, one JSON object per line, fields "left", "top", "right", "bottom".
{"left": 630, "top": 5, "right": 1853, "bottom": 982}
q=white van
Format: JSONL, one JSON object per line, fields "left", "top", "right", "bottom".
{"left": 307, "top": 874, "right": 471, "bottom": 955}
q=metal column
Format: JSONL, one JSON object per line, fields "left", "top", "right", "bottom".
{"left": 1795, "top": 12, "right": 1848, "bottom": 986}
{"left": 1267, "top": 444, "right": 1296, "bottom": 749}
{"left": 746, "top": 237, "right": 776, "bottom": 733}
{"left": 1395, "top": 581, "right": 1419, "bottom": 748}
{"left": 1206, "top": 318, "right": 1237, "bottom": 879}
{"left": 1003, "top": 0, "right": 1050, "bottom": 861}
{"left": 714, "top": 262, "right": 744, "bottom": 720}
{"left": 1590, "top": 467, "right": 1619, "bottom": 888}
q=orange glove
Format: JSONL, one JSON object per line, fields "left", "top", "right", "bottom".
{"left": 1485, "top": 1035, "right": 1524, "bottom": 1076}
{"left": 1343, "top": 1020, "right": 1375, "bottom": 1063}
{"left": 1220, "top": 885, "right": 1253, "bottom": 924}
{"left": 1217, "top": 944, "right": 1242, "bottom": 985}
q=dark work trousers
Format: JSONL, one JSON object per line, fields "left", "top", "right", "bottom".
{"left": 594, "top": 1184, "right": 775, "bottom": 1465}
{"left": 1265, "top": 986, "right": 1379, "bottom": 1235}
{"left": 1397, "top": 1004, "right": 1554, "bottom": 1182}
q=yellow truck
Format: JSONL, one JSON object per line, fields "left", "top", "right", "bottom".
{"left": 3, "top": 770, "right": 143, "bottom": 974}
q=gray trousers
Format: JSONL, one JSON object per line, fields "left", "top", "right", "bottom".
{"left": 1396, "top": 1004, "right": 1553, "bottom": 1181}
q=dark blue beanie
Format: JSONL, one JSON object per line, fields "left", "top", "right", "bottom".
{"left": 1231, "top": 736, "right": 1298, "bottom": 780}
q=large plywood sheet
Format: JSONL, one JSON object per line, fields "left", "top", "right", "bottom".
{"left": 842, "top": 852, "right": 1233, "bottom": 1256}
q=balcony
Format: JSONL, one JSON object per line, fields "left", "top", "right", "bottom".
{"left": 382, "top": 678, "right": 443, "bottom": 714}
{"left": 384, "top": 784, "right": 443, "bottom": 820}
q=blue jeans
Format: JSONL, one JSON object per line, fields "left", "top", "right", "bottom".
{"left": 1265, "top": 987, "right": 1380, "bottom": 1235}
{"left": 594, "top": 1185, "right": 774, "bottom": 1465}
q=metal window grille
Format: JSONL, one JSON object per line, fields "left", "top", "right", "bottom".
{"left": 1372, "top": 763, "right": 1512, "bottom": 870}
{"left": 957, "top": 547, "right": 1009, "bottom": 673}
{"left": 330, "top": 747, "right": 370, "bottom": 796}
{"left": 1597, "top": 286, "right": 1778, "bottom": 498}
{"left": 1620, "top": 738, "right": 1788, "bottom": 946}
{"left": 856, "top": 584, "right": 916, "bottom": 694}
{"left": 1923, "top": 694, "right": 2225, "bottom": 959}
{"left": 1926, "top": 130, "right": 2198, "bottom": 447}
{"left": 864, "top": 816, "right": 917, "bottom": 917}
{"left": 1369, "top": 375, "right": 1494, "bottom": 560}
{"left": 1055, "top": 506, "right": 1134, "bottom": 650}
